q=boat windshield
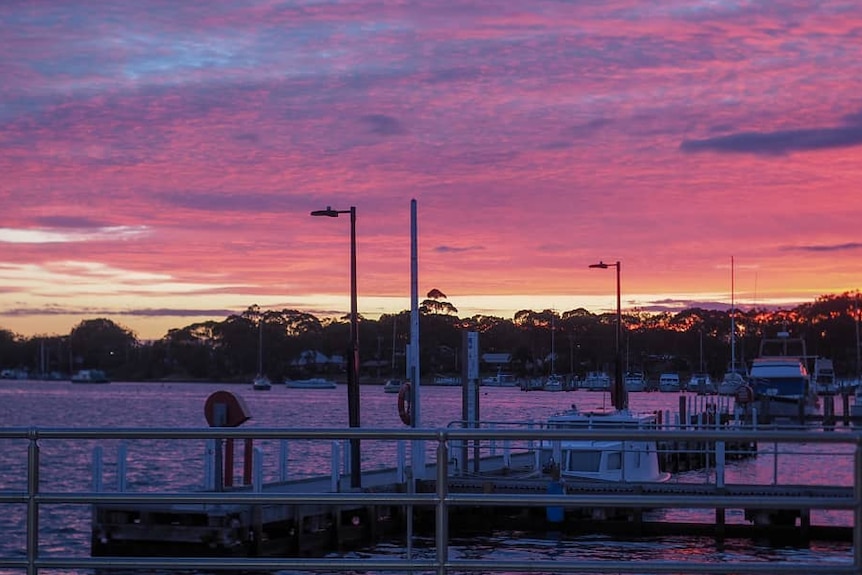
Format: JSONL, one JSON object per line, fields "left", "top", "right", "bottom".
{"left": 750, "top": 376, "right": 807, "bottom": 397}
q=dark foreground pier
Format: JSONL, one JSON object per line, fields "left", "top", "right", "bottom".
{"left": 89, "top": 428, "right": 854, "bottom": 559}
{"left": 3, "top": 424, "right": 860, "bottom": 575}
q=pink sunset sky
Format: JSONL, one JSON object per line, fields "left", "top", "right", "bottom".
{"left": 1, "top": 0, "right": 861, "bottom": 340}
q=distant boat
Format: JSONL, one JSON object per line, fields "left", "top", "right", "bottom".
{"left": 285, "top": 378, "right": 337, "bottom": 389}
{"left": 252, "top": 315, "right": 271, "bottom": 391}
{"left": 690, "top": 329, "right": 715, "bottom": 394}
{"left": 689, "top": 373, "right": 716, "bottom": 395}
{"left": 252, "top": 374, "right": 272, "bottom": 391}
{"left": 383, "top": 379, "right": 403, "bottom": 393}
{"left": 812, "top": 358, "right": 836, "bottom": 395}
{"left": 624, "top": 372, "right": 646, "bottom": 392}
{"left": 718, "top": 255, "right": 748, "bottom": 396}
{"left": 70, "top": 369, "right": 110, "bottom": 384}
{"left": 658, "top": 373, "right": 681, "bottom": 393}
{"left": 482, "top": 371, "right": 517, "bottom": 386}
{"left": 581, "top": 371, "right": 611, "bottom": 391}
{"left": 543, "top": 374, "right": 564, "bottom": 392}
{"left": 717, "top": 365, "right": 747, "bottom": 395}
{"left": 432, "top": 375, "right": 460, "bottom": 386}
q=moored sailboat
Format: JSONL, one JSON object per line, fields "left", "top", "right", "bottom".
{"left": 252, "top": 316, "right": 271, "bottom": 391}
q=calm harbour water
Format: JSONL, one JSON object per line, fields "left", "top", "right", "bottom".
{"left": 0, "top": 379, "right": 856, "bottom": 574}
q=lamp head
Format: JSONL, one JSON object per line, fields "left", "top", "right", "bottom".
{"left": 311, "top": 206, "right": 339, "bottom": 217}
{"left": 589, "top": 261, "right": 609, "bottom": 269}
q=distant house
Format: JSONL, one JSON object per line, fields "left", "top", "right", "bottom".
{"left": 291, "top": 350, "right": 343, "bottom": 368}
{"left": 481, "top": 353, "right": 511, "bottom": 367}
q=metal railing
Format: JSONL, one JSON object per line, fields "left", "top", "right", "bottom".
{"left": 0, "top": 426, "right": 860, "bottom": 574}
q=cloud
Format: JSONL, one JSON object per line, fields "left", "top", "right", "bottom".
{"left": 0, "top": 226, "right": 149, "bottom": 244}
{"left": 636, "top": 298, "right": 785, "bottom": 313}
{"left": 680, "top": 116, "right": 862, "bottom": 155}
{"left": 361, "top": 114, "right": 405, "bottom": 136}
{"left": 435, "top": 245, "right": 484, "bottom": 253}
{"left": 781, "top": 242, "right": 862, "bottom": 253}
{"left": 0, "top": 306, "right": 235, "bottom": 318}
{"left": 33, "top": 216, "right": 106, "bottom": 228}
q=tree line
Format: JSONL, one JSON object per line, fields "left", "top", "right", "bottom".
{"left": 1, "top": 291, "right": 860, "bottom": 383}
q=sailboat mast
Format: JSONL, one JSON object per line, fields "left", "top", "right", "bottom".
{"left": 258, "top": 317, "right": 263, "bottom": 374}
{"left": 730, "top": 256, "right": 736, "bottom": 369}
{"left": 551, "top": 313, "right": 556, "bottom": 374}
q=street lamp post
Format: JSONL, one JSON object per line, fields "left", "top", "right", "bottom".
{"left": 589, "top": 260, "right": 626, "bottom": 411}
{"left": 311, "top": 205, "right": 361, "bottom": 488}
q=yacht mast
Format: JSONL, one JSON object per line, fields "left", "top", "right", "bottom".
{"left": 730, "top": 256, "right": 736, "bottom": 370}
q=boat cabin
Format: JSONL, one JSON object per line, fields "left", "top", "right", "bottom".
{"left": 539, "top": 407, "right": 668, "bottom": 483}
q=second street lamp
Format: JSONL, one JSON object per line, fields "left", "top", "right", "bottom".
{"left": 310, "top": 205, "right": 361, "bottom": 488}
{"left": 589, "top": 260, "right": 626, "bottom": 411}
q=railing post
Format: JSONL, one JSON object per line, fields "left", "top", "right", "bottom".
{"left": 279, "top": 440, "right": 289, "bottom": 482}
{"left": 117, "top": 442, "right": 128, "bottom": 492}
{"left": 92, "top": 446, "right": 103, "bottom": 493}
{"left": 27, "top": 430, "right": 39, "bottom": 575}
{"left": 253, "top": 447, "right": 263, "bottom": 492}
{"left": 342, "top": 439, "right": 351, "bottom": 483}
{"left": 243, "top": 438, "right": 254, "bottom": 485}
{"left": 397, "top": 440, "right": 406, "bottom": 483}
{"left": 436, "top": 434, "right": 448, "bottom": 575}
{"left": 503, "top": 439, "right": 511, "bottom": 469}
{"left": 204, "top": 439, "right": 216, "bottom": 490}
{"left": 331, "top": 441, "right": 340, "bottom": 492}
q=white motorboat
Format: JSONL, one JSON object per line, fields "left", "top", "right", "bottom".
{"left": 285, "top": 378, "right": 337, "bottom": 389}
{"left": 539, "top": 406, "right": 670, "bottom": 483}
{"left": 748, "top": 332, "right": 819, "bottom": 422}
{"left": 482, "top": 371, "right": 517, "bottom": 386}
{"left": 812, "top": 358, "right": 836, "bottom": 395}
{"left": 624, "top": 372, "right": 646, "bottom": 392}
{"left": 658, "top": 373, "right": 681, "bottom": 392}
{"left": 580, "top": 371, "right": 611, "bottom": 391}
{"left": 70, "top": 369, "right": 110, "bottom": 384}
{"left": 432, "top": 375, "right": 460, "bottom": 386}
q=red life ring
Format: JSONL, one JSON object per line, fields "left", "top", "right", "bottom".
{"left": 397, "top": 381, "right": 412, "bottom": 425}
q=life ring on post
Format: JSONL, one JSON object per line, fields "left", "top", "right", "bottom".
{"left": 397, "top": 381, "right": 412, "bottom": 425}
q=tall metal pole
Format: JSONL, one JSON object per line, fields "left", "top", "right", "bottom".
{"left": 590, "top": 260, "right": 626, "bottom": 410}
{"left": 348, "top": 206, "right": 361, "bottom": 488}
{"left": 410, "top": 199, "right": 425, "bottom": 479}
{"left": 311, "top": 205, "right": 361, "bottom": 488}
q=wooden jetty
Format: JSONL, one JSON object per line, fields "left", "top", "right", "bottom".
{"left": 88, "top": 389, "right": 858, "bottom": 557}
{"left": 91, "top": 438, "right": 854, "bottom": 558}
